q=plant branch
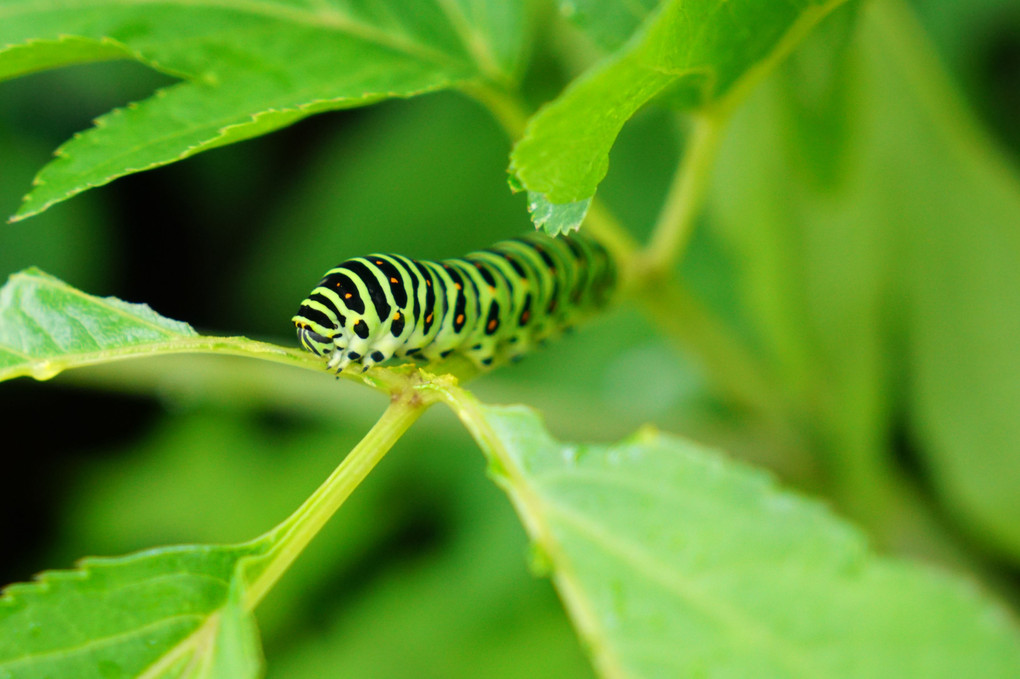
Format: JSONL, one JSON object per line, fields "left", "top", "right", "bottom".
{"left": 243, "top": 388, "right": 433, "bottom": 608}
{"left": 460, "top": 82, "right": 530, "bottom": 142}
{"left": 636, "top": 282, "right": 797, "bottom": 442}
{"left": 643, "top": 112, "right": 726, "bottom": 276}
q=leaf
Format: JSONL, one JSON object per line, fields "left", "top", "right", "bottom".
{"left": 0, "top": 268, "right": 309, "bottom": 383}
{"left": 872, "top": 3, "right": 1020, "bottom": 557}
{"left": 558, "top": 0, "right": 659, "bottom": 51}
{"left": 460, "top": 401, "right": 1020, "bottom": 678}
{"left": 0, "top": 0, "right": 527, "bottom": 220}
{"left": 0, "top": 36, "right": 135, "bottom": 80}
{"left": 706, "top": 4, "right": 886, "bottom": 508}
{"left": 525, "top": 193, "right": 592, "bottom": 236}
{"left": 269, "top": 452, "right": 594, "bottom": 679}
{"left": 707, "top": 0, "right": 1020, "bottom": 558}
{"left": 0, "top": 543, "right": 268, "bottom": 679}
{"left": 510, "top": 0, "right": 848, "bottom": 233}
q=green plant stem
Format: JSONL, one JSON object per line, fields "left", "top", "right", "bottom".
{"left": 643, "top": 112, "right": 725, "bottom": 275}
{"left": 583, "top": 199, "right": 640, "bottom": 282}
{"left": 244, "top": 392, "right": 431, "bottom": 608}
{"left": 636, "top": 282, "right": 799, "bottom": 445}
{"left": 462, "top": 83, "right": 530, "bottom": 141}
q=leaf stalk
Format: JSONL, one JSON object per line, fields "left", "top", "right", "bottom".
{"left": 642, "top": 112, "right": 725, "bottom": 276}
{"left": 243, "top": 387, "right": 433, "bottom": 609}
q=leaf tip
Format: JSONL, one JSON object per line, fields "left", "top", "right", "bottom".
{"left": 525, "top": 191, "right": 591, "bottom": 236}
{"left": 507, "top": 172, "right": 525, "bottom": 194}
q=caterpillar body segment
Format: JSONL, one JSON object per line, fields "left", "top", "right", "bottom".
{"left": 293, "top": 231, "right": 616, "bottom": 373}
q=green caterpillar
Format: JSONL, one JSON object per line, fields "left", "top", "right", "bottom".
{"left": 293, "top": 231, "right": 616, "bottom": 372}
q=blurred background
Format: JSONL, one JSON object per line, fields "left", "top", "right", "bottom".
{"left": 0, "top": 0, "right": 1018, "bottom": 676}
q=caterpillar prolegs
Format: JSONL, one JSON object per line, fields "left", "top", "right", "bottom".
{"left": 292, "top": 231, "right": 616, "bottom": 373}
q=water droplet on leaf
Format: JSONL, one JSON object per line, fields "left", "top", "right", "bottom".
{"left": 30, "top": 360, "right": 61, "bottom": 381}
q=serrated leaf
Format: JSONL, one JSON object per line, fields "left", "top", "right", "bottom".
{"left": 0, "top": 36, "right": 135, "bottom": 80}
{"left": 0, "top": 268, "right": 306, "bottom": 383}
{"left": 525, "top": 192, "right": 591, "bottom": 236}
{"left": 0, "top": 543, "right": 268, "bottom": 679}
{"left": 511, "top": 0, "right": 847, "bottom": 233}
{"left": 0, "top": 0, "right": 526, "bottom": 220}
{"left": 465, "top": 403, "right": 1020, "bottom": 678}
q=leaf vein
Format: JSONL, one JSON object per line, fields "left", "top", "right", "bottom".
{"left": 543, "top": 498, "right": 823, "bottom": 679}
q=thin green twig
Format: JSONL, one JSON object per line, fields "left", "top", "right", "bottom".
{"left": 461, "top": 82, "right": 530, "bottom": 141}
{"left": 643, "top": 112, "right": 726, "bottom": 275}
{"left": 244, "top": 385, "right": 437, "bottom": 608}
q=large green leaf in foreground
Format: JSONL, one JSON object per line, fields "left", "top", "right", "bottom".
{"left": 511, "top": 0, "right": 848, "bottom": 233}
{"left": 0, "top": 268, "right": 309, "bottom": 383}
{"left": 0, "top": 0, "right": 525, "bottom": 220}
{"left": 467, "top": 403, "right": 1020, "bottom": 677}
{"left": 0, "top": 543, "right": 267, "bottom": 679}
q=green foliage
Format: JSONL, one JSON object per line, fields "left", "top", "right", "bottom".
{"left": 471, "top": 403, "right": 1020, "bottom": 678}
{"left": 510, "top": 0, "right": 848, "bottom": 233}
{"left": 0, "top": 268, "right": 194, "bottom": 380}
{"left": 2, "top": 0, "right": 1019, "bottom": 677}
{"left": 0, "top": 268, "right": 314, "bottom": 383}
{"left": 0, "top": 0, "right": 525, "bottom": 220}
{"left": 0, "top": 543, "right": 267, "bottom": 679}
{"left": 710, "top": 0, "right": 1020, "bottom": 555}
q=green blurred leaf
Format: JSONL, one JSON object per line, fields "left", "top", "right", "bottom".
{"left": 466, "top": 402, "right": 1020, "bottom": 678}
{"left": 708, "top": 0, "right": 1020, "bottom": 557}
{"left": 872, "top": 3, "right": 1020, "bottom": 557}
{"left": 0, "top": 543, "right": 266, "bottom": 679}
{"left": 0, "top": 268, "right": 314, "bottom": 383}
{"left": 510, "top": 0, "right": 849, "bottom": 233}
{"left": 707, "top": 5, "right": 884, "bottom": 506}
{"left": 558, "top": 0, "right": 658, "bottom": 51}
{"left": 0, "top": 0, "right": 527, "bottom": 220}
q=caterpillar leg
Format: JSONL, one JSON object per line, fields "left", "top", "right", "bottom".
{"left": 462, "top": 340, "right": 499, "bottom": 368}
{"left": 326, "top": 349, "right": 351, "bottom": 373}
{"left": 327, "top": 347, "right": 370, "bottom": 373}
{"left": 357, "top": 349, "right": 394, "bottom": 372}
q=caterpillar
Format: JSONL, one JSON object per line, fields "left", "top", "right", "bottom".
{"left": 293, "top": 231, "right": 616, "bottom": 373}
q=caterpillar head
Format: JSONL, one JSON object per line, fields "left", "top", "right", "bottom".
{"left": 294, "top": 320, "right": 337, "bottom": 357}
